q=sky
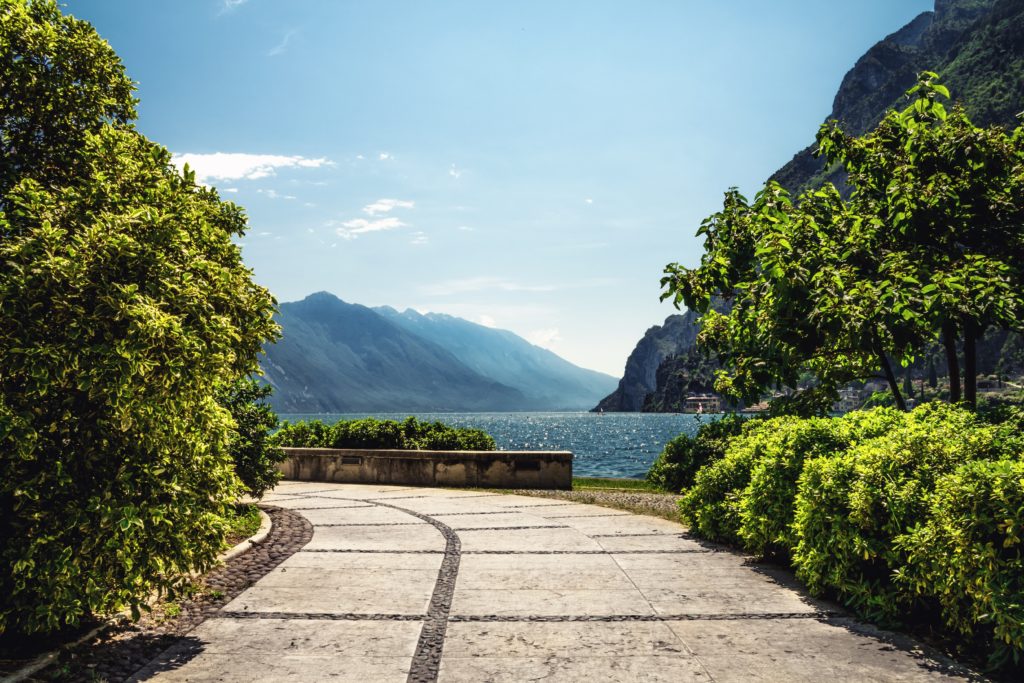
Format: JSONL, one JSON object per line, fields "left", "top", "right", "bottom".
{"left": 66, "top": 0, "right": 933, "bottom": 377}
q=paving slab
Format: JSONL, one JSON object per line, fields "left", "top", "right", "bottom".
{"left": 135, "top": 483, "right": 982, "bottom": 682}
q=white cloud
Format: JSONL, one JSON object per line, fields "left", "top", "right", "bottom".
{"left": 336, "top": 217, "right": 407, "bottom": 240}
{"left": 419, "top": 276, "right": 556, "bottom": 297}
{"left": 219, "top": 0, "right": 248, "bottom": 14}
{"left": 449, "top": 164, "right": 463, "bottom": 179}
{"left": 456, "top": 225, "right": 475, "bottom": 232}
{"left": 355, "top": 154, "right": 365, "bottom": 160}
{"left": 363, "top": 198, "right": 414, "bottom": 216}
{"left": 171, "top": 152, "right": 332, "bottom": 184}
{"left": 378, "top": 152, "right": 392, "bottom": 161}
{"left": 222, "top": 187, "right": 238, "bottom": 193}
{"left": 585, "top": 198, "right": 594, "bottom": 204}
{"left": 478, "top": 315, "right": 496, "bottom": 328}
{"left": 409, "top": 231, "right": 429, "bottom": 246}
{"left": 258, "top": 189, "right": 296, "bottom": 200}
{"left": 268, "top": 30, "right": 296, "bottom": 57}
{"left": 527, "top": 328, "right": 561, "bottom": 349}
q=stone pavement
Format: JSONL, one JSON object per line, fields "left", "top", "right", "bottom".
{"left": 131, "top": 481, "right": 983, "bottom": 682}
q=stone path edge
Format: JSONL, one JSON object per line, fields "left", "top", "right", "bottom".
{"left": 20, "top": 506, "right": 313, "bottom": 683}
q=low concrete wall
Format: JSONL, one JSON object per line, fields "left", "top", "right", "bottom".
{"left": 279, "top": 448, "right": 572, "bottom": 490}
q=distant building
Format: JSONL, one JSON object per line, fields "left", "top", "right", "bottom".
{"left": 683, "top": 394, "right": 721, "bottom": 413}
{"left": 833, "top": 387, "right": 861, "bottom": 414}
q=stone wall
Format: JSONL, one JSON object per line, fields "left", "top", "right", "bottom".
{"left": 278, "top": 448, "right": 573, "bottom": 490}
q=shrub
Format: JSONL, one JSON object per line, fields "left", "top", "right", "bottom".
{"left": 272, "top": 419, "right": 333, "bottom": 448}
{"left": 647, "top": 414, "right": 746, "bottom": 492}
{"left": 791, "top": 403, "right": 999, "bottom": 623}
{"left": 677, "top": 419, "right": 766, "bottom": 544}
{"left": 331, "top": 418, "right": 406, "bottom": 449}
{"left": 738, "top": 408, "right": 904, "bottom": 558}
{"left": 895, "top": 459, "right": 1024, "bottom": 668}
{"left": 218, "top": 379, "right": 286, "bottom": 498}
{"left": 272, "top": 416, "right": 497, "bottom": 451}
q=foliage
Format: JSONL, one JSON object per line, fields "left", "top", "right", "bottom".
{"left": 646, "top": 414, "right": 745, "bottom": 492}
{"left": 675, "top": 403, "right": 1024, "bottom": 668}
{"left": 0, "top": 0, "right": 278, "bottom": 635}
{"left": 895, "top": 459, "right": 1024, "bottom": 668}
{"left": 217, "top": 379, "right": 285, "bottom": 498}
{"left": 0, "top": 0, "right": 136, "bottom": 196}
{"left": 676, "top": 419, "right": 766, "bottom": 544}
{"left": 221, "top": 503, "right": 262, "bottom": 546}
{"left": 272, "top": 416, "right": 497, "bottom": 451}
{"left": 737, "top": 409, "right": 904, "bottom": 558}
{"left": 791, "top": 404, "right": 1001, "bottom": 623}
{"left": 662, "top": 74, "right": 1024, "bottom": 413}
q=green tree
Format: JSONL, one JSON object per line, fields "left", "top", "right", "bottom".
{"left": 817, "top": 72, "right": 1024, "bottom": 409}
{"left": 0, "top": 0, "right": 278, "bottom": 635}
{"left": 0, "top": 0, "right": 135, "bottom": 196}
{"left": 664, "top": 74, "right": 1024, "bottom": 412}
{"left": 218, "top": 379, "right": 286, "bottom": 498}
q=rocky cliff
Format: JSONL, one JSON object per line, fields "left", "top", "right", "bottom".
{"left": 593, "top": 311, "right": 702, "bottom": 412}
{"left": 771, "top": 0, "right": 1021, "bottom": 194}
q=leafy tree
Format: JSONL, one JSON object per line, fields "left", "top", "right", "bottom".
{"left": 0, "top": 0, "right": 135, "bottom": 196}
{"left": 0, "top": 1, "right": 278, "bottom": 635}
{"left": 663, "top": 73, "right": 1024, "bottom": 412}
{"left": 218, "top": 379, "right": 285, "bottom": 498}
{"left": 817, "top": 72, "right": 1024, "bottom": 408}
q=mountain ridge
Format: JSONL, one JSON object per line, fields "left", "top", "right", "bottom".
{"left": 261, "top": 292, "right": 615, "bottom": 412}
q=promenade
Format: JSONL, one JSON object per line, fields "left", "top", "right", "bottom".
{"left": 130, "top": 481, "right": 980, "bottom": 682}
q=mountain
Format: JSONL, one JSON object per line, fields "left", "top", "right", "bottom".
{"left": 593, "top": 311, "right": 703, "bottom": 412}
{"left": 260, "top": 292, "right": 615, "bottom": 413}
{"left": 772, "top": 0, "right": 1023, "bottom": 194}
{"left": 376, "top": 307, "right": 617, "bottom": 411}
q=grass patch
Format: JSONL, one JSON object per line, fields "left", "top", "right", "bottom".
{"left": 222, "top": 503, "right": 262, "bottom": 548}
{"left": 572, "top": 476, "right": 660, "bottom": 492}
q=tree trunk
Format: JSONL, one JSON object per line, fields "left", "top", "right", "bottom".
{"left": 942, "top": 321, "right": 961, "bottom": 404}
{"left": 877, "top": 348, "right": 907, "bottom": 412}
{"left": 963, "top": 318, "right": 978, "bottom": 410}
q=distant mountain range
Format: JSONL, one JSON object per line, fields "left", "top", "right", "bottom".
{"left": 260, "top": 292, "right": 617, "bottom": 412}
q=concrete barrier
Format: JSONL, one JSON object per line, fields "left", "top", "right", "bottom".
{"left": 278, "top": 448, "right": 572, "bottom": 490}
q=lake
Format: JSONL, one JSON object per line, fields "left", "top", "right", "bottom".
{"left": 277, "top": 411, "right": 717, "bottom": 479}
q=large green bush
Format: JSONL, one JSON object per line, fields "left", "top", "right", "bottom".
{"left": 273, "top": 416, "right": 497, "bottom": 451}
{"left": 676, "top": 403, "right": 1024, "bottom": 668}
{"left": 646, "top": 413, "right": 745, "bottom": 492}
{"left": 791, "top": 404, "right": 1000, "bottom": 624}
{"left": 895, "top": 459, "right": 1024, "bottom": 668}
{"left": 0, "top": 1, "right": 278, "bottom": 635}
{"left": 738, "top": 408, "right": 904, "bottom": 558}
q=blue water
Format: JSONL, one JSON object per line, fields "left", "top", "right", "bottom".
{"left": 277, "top": 411, "right": 717, "bottom": 479}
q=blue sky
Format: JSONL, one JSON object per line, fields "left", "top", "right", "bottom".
{"left": 66, "top": 0, "right": 932, "bottom": 376}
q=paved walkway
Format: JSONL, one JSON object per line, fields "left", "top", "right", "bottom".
{"left": 134, "top": 482, "right": 981, "bottom": 682}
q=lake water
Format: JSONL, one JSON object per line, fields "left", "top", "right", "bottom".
{"left": 277, "top": 411, "right": 716, "bottom": 479}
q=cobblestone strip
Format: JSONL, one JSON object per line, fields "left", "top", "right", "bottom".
{"left": 432, "top": 510, "right": 526, "bottom": 516}
{"left": 461, "top": 549, "right": 714, "bottom": 555}
{"left": 289, "top": 504, "right": 373, "bottom": 510}
{"left": 301, "top": 548, "right": 446, "bottom": 554}
{"left": 362, "top": 499, "right": 462, "bottom": 683}
{"left": 590, "top": 532, "right": 690, "bottom": 537}
{"left": 213, "top": 611, "right": 427, "bottom": 621}
{"left": 450, "top": 525, "right": 568, "bottom": 531}
{"left": 41, "top": 506, "right": 313, "bottom": 683}
{"left": 315, "top": 522, "right": 427, "bottom": 527}
{"left": 448, "top": 611, "right": 841, "bottom": 622}
{"left": 542, "top": 513, "right": 632, "bottom": 519}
